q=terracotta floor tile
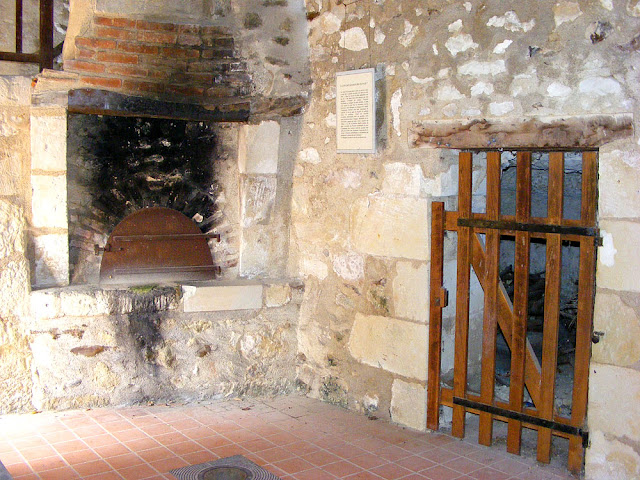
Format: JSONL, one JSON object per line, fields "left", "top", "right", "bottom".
{"left": 125, "top": 437, "right": 162, "bottom": 452}
{"left": 73, "top": 459, "right": 113, "bottom": 476}
{"left": 301, "top": 449, "right": 342, "bottom": 467}
{"left": 53, "top": 439, "right": 88, "bottom": 454}
{"left": 257, "top": 446, "right": 297, "bottom": 463}
{"left": 74, "top": 424, "right": 109, "bottom": 438}
{"left": 4, "top": 462, "right": 33, "bottom": 477}
{"left": 422, "top": 464, "right": 465, "bottom": 480}
{"left": 106, "top": 452, "right": 145, "bottom": 469}
{"left": 467, "top": 466, "right": 512, "bottom": 480}
{"left": 294, "top": 467, "right": 337, "bottom": 479}
{"left": 149, "top": 456, "right": 189, "bottom": 473}
{"left": 139, "top": 424, "right": 176, "bottom": 437}
{"left": 18, "top": 444, "right": 58, "bottom": 460}
{"left": 41, "top": 429, "right": 77, "bottom": 444}
{"left": 272, "top": 456, "right": 315, "bottom": 475}
{"left": 167, "top": 441, "right": 203, "bottom": 456}
{"left": 93, "top": 443, "right": 132, "bottom": 458}
{"left": 38, "top": 466, "right": 81, "bottom": 479}
{"left": 321, "top": 460, "right": 363, "bottom": 477}
{"left": 85, "top": 472, "right": 126, "bottom": 480}
{"left": 349, "top": 452, "right": 389, "bottom": 470}
{"left": 209, "top": 444, "right": 248, "bottom": 459}
{"left": 27, "top": 454, "right": 68, "bottom": 472}
{"left": 117, "top": 463, "right": 158, "bottom": 480}
{"left": 444, "top": 455, "right": 484, "bottom": 475}
{"left": 196, "top": 434, "right": 232, "bottom": 450}
{"left": 137, "top": 447, "right": 175, "bottom": 463}
{"left": 395, "top": 454, "right": 436, "bottom": 472}
{"left": 83, "top": 434, "right": 120, "bottom": 449}
{"left": 343, "top": 470, "right": 384, "bottom": 479}
{"left": 112, "top": 429, "right": 148, "bottom": 443}
{"left": 180, "top": 450, "right": 218, "bottom": 465}
{"left": 153, "top": 431, "right": 190, "bottom": 446}
{"left": 369, "top": 462, "right": 413, "bottom": 480}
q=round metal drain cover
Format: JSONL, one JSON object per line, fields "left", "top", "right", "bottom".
{"left": 200, "top": 466, "right": 252, "bottom": 480}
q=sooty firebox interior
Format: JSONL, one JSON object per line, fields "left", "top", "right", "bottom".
{"left": 67, "top": 114, "right": 225, "bottom": 285}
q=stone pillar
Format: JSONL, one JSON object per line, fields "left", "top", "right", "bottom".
{"left": 0, "top": 76, "right": 34, "bottom": 412}
{"left": 585, "top": 143, "right": 640, "bottom": 479}
{"left": 30, "top": 106, "right": 69, "bottom": 287}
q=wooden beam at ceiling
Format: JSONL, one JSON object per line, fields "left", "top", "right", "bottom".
{"left": 409, "top": 113, "right": 633, "bottom": 150}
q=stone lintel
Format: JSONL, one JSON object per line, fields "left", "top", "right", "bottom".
{"left": 409, "top": 113, "right": 633, "bottom": 150}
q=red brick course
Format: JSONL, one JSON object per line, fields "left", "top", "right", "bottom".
{"left": 65, "top": 15, "right": 251, "bottom": 102}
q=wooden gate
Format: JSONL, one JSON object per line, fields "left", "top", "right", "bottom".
{"left": 427, "top": 150, "right": 598, "bottom": 473}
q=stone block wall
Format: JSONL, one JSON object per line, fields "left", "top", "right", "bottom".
{"left": 29, "top": 282, "right": 302, "bottom": 410}
{"left": 0, "top": 77, "right": 33, "bottom": 412}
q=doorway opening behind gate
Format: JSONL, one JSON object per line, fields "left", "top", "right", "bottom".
{"left": 427, "top": 150, "right": 598, "bottom": 475}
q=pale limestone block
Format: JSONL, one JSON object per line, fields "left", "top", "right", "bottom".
{"left": 183, "top": 285, "right": 263, "bottom": 312}
{"left": 393, "top": 261, "right": 429, "bottom": 323}
{"left": 31, "top": 175, "right": 67, "bottom": 229}
{"left": 597, "top": 220, "right": 640, "bottom": 293}
{"left": 331, "top": 251, "right": 364, "bottom": 281}
{"left": 445, "top": 34, "right": 478, "bottom": 56}
{"left": 348, "top": 313, "right": 428, "bottom": 381}
{"left": 390, "top": 379, "right": 427, "bottom": 431}
{"left": 553, "top": 1, "right": 582, "bottom": 27}
{"left": 237, "top": 121, "right": 280, "bottom": 175}
{"left": 0, "top": 259, "right": 29, "bottom": 318}
{"left": 241, "top": 176, "right": 277, "bottom": 228}
{"left": 300, "top": 257, "right": 329, "bottom": 280}
{"left": 265, "top": 284, "right": 291, "bottom": 307}
{"left": 350, "top": 196, "right": 429, "bottom": 261}
{"left": 599, "top": 148, "right": 640, "bottom": 218}
{"left": 586, "top": 430, "right": 640, "bottom": 480}
{"left": 593, "top": 292, "right": 640, "bottom": 366}
{"left": 30, "top": 113, "right": 67, "bottom": 171}
{"left": 339, "top": 27, "right": 368, "bottom": 51}
{"left": 588, "top": 363, "right": 640, "bottom": 442}
{"left": 60, "top": 290, "right": 110, "bottom": 317}
{"left": 33, "top": 234, "right": 69, "bottom": 287}
{"left": 629, "top": 0, "right": 640, "bottom": 16}
{"left": 30, "top": 291, "right": 62, "bottom": 320}
{"left": 0, "top": 200, "right": 24, "bottom": 259}
{"left": 91, "top": 362, "right": 119, "bottom": 392}
{"left": 0, "top": 77, "right": 32, "bottom": 106}
{"left": 382, "top": 163, "right": 423, "bottom": 197}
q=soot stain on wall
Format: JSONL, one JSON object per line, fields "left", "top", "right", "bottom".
{"left": 67, "top": 114, "right": 220, "bottom": 284}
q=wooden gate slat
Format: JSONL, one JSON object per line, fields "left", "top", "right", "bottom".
{"left": 568, "top": 151, "right": 597, "bottom": 473}
{"left": 537, "top": 152, "right": 564, "bottom": 463}
{"left": 427, "top": 201, "right": 446, "bottom": 431}
{"left": 470, "top": 235, "right": 542, "bottom": 407}
{"left": 507, "top": 151, "right": 532, "bottom": 455}
{"left": 478, "top": 151, "right": 502, "bottom": 446}
{"left": 452, "top": 151, "right": 473, "bottom": 439}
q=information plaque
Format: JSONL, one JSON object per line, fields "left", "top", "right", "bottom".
{"left": 336, "top": 68, "right": 376, "bottom": 154}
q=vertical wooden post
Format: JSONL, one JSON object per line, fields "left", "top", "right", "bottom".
{"left": 452, "top": 151, "right": 473, "bottom": 439}
{"left": 478, "top": 151, "right": 501, "bottom": 446}
{"left": 16, "top": 0, "right": 23, "bottom": 53}
{"left": 39, "top": 0, "right": 55, "bottom": 70}
{"left": 507, "top": 151, "right": 531, "bottom": 455}
{"left": 568, "top": 151, "right": 597, "bottom": 473}
{"left": 537, "top": 152, "right": 564, "bottom": 463}
{"left": 427, "top": 202, "right": 446, "bottom": 431}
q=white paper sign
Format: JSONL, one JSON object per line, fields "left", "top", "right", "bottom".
{"left": 336, "top": 68, "right": 375, "bottom": 154}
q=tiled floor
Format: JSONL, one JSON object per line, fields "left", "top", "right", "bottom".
{"left": 0, "top": 395, "right": 578, "bottom": 479}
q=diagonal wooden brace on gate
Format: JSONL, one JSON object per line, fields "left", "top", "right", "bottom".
{"left": 470, "top": 233, "right": 542, "bottom": 408}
